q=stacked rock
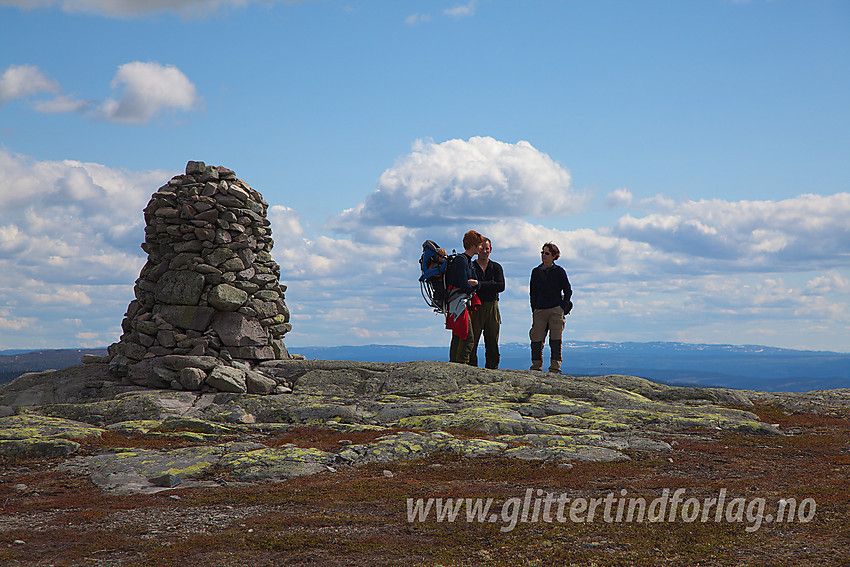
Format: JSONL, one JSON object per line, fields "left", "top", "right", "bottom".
{"left": 106, "top": 161, "right": 293, "bottom": 393}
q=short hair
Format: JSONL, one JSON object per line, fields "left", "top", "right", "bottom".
{"left": 463, "top": 230, "right": 485, "bottom": 250}
{"left": 543, "top": 242, "right": 560, "bottom": 260}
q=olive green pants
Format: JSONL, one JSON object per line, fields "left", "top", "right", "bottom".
{"left": 469, "top": 301, "right": 501, "bottom": 369}
{"left": 449, "top": 312, "right": 475, "bottom": 364}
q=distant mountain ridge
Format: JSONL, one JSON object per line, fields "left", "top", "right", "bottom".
{"left": 0, "top": 349, "right": 108, "bottom": 385}
{"left": 2, "top": 341, "right": 848, "bottom": 393}
{"left": 287, "top": 342, "right": 850, "bottom": 393}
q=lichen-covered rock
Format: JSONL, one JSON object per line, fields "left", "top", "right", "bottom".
{"left": 4, "top": 358, "right": 844, "bottom": 493}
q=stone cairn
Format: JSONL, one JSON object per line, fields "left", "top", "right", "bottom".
{"left": 102, "top": 161, "right": 295, "bottom": 395}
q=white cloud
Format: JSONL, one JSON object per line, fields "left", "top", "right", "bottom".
{"left": 0, "top": 64, "right": 59, "bottom": 103}
{"left": 444, "top": 0, "right": 476, "bottom": 18}
{"left": 0, "top": 149, "right": 167, "bottom": 283}
{"left": 806, "top": 271, "right": 850, "bottom": 295}
{"left": 31, "top": 93, "right": 93, "bottom": 114}
{"left": 1, "top": 61, "right": 199, "bottom": 124}
{"left": 615, "top": 193, "right": 850, "bottom": 270}
{"left": 96, "top": 62, "right": 201, "bottom": 125}
{"left": 268, "top": 205, "right": 304, "bottom": 242}
{"left": 0, "top": 315, "right": 34, "bottom": 332}
{"left": 1, "top": 148, "right": 848, "bottom": 352}
{"left": 334, "top": 137, "right": 590, "bottom": 231}
{"left": 404, "top": 13, "right": 431, "bottom": 25}
{"left": 605, "top": 187, "right": 633, "bottom": 208}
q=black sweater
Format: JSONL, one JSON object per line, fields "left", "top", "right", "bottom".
{"left": 472, "top": 260, "right": 505, "bottom": 302}
{"left": 529, "top": 263, "right": 571, "bottom": 310}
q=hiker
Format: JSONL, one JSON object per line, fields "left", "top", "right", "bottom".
{"left": 469, "top": 237, "right": 505, "bottom": 369}
{"left": 446, "top": 230, "right": 485, "bottom": 364}
{"left": 529, "top": 242, "right": 572, "bottom": 373}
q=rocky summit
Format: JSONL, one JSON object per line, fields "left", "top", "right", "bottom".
{"left": 2, "top": 359, "right": 847, "bottom": 495}
{"left": 104, "top": 161, "right": 292, "bottom": 394}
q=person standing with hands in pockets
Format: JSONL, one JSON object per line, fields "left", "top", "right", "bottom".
{"left": 529, "top": 242, "right": 572, "bottom": 373}
{"left": 470, "top": 237, "right": 505, "bottom": 369}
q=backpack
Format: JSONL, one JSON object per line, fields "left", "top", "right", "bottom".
{"left": 418, "top": 240, "right": 455, "bottom": 314}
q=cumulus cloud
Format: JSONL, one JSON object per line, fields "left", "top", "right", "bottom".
{"left": 615, "top": 193, "right": 850, "bottom": 271}
{"left": 0, "top": 150, "right": 175, "bottom": 348}
{"left": 334, "top": 137, "right": 590, "bottom": 231}
{"left": 0, "top": 149, "right": 168, "bottom": 283}
{"left": 96, "top": 62, "right": 201, "bottom": 124}
{"left": 1, "top": 148, "right": 847, "bottom": 351}
{"left": 0, "top": 64, "right": 59, "bottom": 103}
{"left": 1, "top": 61, "right": 199, "bottom": 124}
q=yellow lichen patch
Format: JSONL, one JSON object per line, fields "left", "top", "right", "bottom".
{"left": 495, "top": 433, "right": 607, "bottom": 448}
{"left": 597, "top": 386, "right": 656, "bottom": 406}
{"left": 105, "top": 420, "right": 163, "bottom": 436}
{"left": 0, "top": 414, "right": 106, "bottom": 441}
{"left": 322, "top": 421, "right": 388, "bottom": 433}
{"left": 0, "top": 437, "right": 81, "bottom": 458}
{"left": 216, "top": 446, "right": 336, "bottom": 481}
{"left": 438, "top": 436, "right": 508, "bottom": 457}
{"left": 395, "top": 405, "right": 572, "bottom": 435}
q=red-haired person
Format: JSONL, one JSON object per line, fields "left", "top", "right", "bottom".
{"left": 446, "top": 230, "right": 485, "bottom": 364}
{"left": 529, "top": 242, "right": 572, "bottom": 373}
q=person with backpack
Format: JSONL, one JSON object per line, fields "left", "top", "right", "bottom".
{"left": 446, "top": 230, "right": 485, "bottom": 364}
{"left": 529, "top": 242, "right": 572, "bottom": 373}
{"left": 469, "top": 237, "right": 505, "bottom": 369}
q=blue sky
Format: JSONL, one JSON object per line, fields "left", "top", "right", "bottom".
{"left": 1, "top": 0, "right": 848, "bottom": 354}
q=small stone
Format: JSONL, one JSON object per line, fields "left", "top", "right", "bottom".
{"left": 149, "top": 473, "right": 182, "bottom": 488}
{"left": 208, "top": 283, "right": 248, "bottom": 312}
{"left": 206, "top": 365, "right": 247, "bottom": 393}
{"left": 179, "top": 367, "right": 206, "bottom": 390}
{"left": 245, "top": 370, "right": 277, "bottom": 394}
{"left": 186, "top": 160, "right": 205, "bottom": 175}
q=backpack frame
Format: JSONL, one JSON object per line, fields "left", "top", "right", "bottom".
{"left": 418, "top": 240, "right": 455, "bottom": 314}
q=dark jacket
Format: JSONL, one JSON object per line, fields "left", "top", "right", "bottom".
{"left": 473, "top": 260, "right": 505, "bottom": 303}
{"left": 446, "top": 252, "right": 480, "bottom": 295}
{"left": 529, "top": 263, "right": 571, "bottom": 310}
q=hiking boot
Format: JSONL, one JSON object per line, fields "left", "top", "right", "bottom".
{"left": 530, "top": 341, "right": 543, "bottom": 371}
{"left": 548, "top": 339, "right": 562, "bottom": 373}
